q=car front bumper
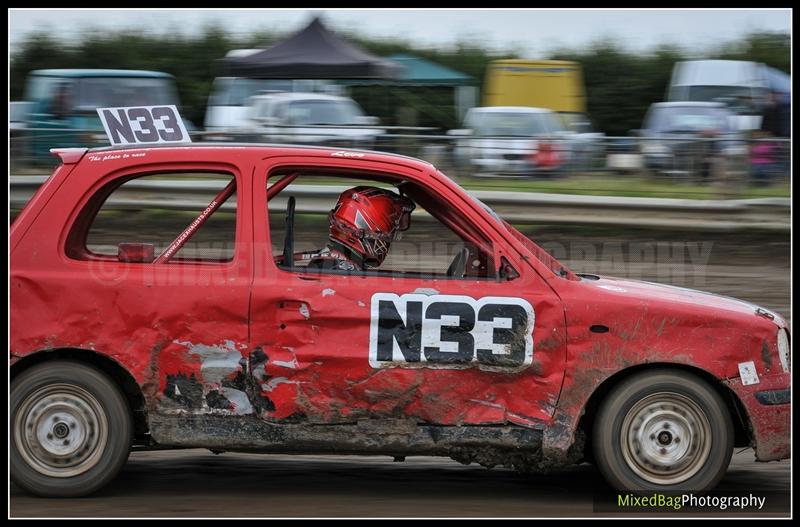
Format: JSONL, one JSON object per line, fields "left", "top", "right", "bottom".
{"left": 726, "top": 371, "right": 791, "bottom": 462}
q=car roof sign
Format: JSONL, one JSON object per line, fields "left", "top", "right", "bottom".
{"left": 97, "top": 105, "right": 192, "bottom": 146}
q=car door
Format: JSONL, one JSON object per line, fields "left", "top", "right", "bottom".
{"left": 249, "top": 155, "right": 567, "bottom": 428}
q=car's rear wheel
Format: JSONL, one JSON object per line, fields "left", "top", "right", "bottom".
{"left": 593, "top": 369, "right": 733, "bottom": 491}
{"left": 11, "top": 360, "right": 132, "bottom": 497}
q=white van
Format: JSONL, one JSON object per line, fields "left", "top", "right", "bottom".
{"left": 666, "top": 60, "right": 778, "bottom": 130}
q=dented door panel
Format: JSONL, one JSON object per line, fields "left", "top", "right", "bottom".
{"left": 249, "top": 159, "right": 567, "bottom": 427}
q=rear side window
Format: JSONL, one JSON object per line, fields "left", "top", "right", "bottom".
{"left": 66, "top": 172, "right": 237, "bottom": 264}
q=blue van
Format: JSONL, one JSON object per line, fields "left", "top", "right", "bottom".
{"left": 23, "top": 69, "right": 186, "bottom": 161}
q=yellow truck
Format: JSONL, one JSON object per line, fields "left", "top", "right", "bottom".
{"left": 482, "top": 59, "right": 586, "bottom": 113}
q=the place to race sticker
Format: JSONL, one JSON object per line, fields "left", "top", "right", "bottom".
{"left": 97, "top": 105, "right": 191, "bottom": 146}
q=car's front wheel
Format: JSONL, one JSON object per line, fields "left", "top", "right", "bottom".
{"left": 11, "top": 360, "right": 132, "bottom": 497}
{"left": 593, "top": 369, "right": 734, "bottom": 491}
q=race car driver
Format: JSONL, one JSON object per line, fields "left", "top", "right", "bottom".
{"left": 307, "top": 186, "right": 415, "bottom": 272}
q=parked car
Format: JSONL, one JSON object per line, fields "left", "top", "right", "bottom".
{"left": 449, "top": 106, "right": 569, "bottom": 177}
{"left": 10, "top": 142, "right": 789, "bottom": 497}
{"left": 637, "top": 102, "right": 747, "bottom": 180}
{"left": 21, "top": 69, "right": 190, "bottom": 161}
{"left": 243, "top": 92, "right": 383, "bottom": 148}
{"left": 555, "top": 112, "right": 606, "bottom": 171}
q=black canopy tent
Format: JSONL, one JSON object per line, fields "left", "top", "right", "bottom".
{"left": 222, "top": 18, "right": 403, "bottom": 79}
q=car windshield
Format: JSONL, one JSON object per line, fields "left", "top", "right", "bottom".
{"left": 647, "top": 106, "right": 733, "bottom": 133}
{"left": 286, "top": 100, "right": 365, "bottom": 126}
{"left": 467, "top": 112, "right": 559, "bottom": 137}
{"left": 684, "top": 86, "right": 759, "bottom": 115}
{"left": 74, "top": 77, "right": 178, "bottom": 110}
{"left": 446, "top": 174, "right": 577, "bottom": 280}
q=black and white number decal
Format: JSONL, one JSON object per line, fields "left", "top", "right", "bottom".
{"left": 369, "top": 293, "right": 535, "bottom": 370}
{"left": 97, "top": 105, "right": 191, "bottom": 146}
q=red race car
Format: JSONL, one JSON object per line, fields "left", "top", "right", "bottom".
{"left": 11, "top": 144, "right": 790, "bottom": 497}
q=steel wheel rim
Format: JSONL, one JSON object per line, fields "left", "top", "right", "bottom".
{"left": 14, "top": 383, "right": 109, "bottom": 478}
{"left": 620, "top": 391, "right": 712, "bottom": 486}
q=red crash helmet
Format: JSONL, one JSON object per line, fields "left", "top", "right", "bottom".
{"left": 328, "top": 186, "right": 415, "bottom": 268}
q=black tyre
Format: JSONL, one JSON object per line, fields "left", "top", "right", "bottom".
{"left": 11, "top": 360, "right": 132, "bottom": 497}
{"left": 593, "top": 369, "right": 733, "bottom": 492}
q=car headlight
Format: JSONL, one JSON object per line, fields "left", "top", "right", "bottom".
{"left": 777, "top": 328, "right": 790, "bottom": 372}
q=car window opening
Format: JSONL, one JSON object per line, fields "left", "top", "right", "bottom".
{"left": 67, "top": 172, "right": 238, "bottom": 264}
{"left": 267, "top": 170, "right": 501, "bottom": 281}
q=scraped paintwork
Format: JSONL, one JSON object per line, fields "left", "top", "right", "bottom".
{"left": 174, "top": 340, "right": 242, "bottom": 384}
{"left": 220, "top": 387, "right": 254, "bottom": 415}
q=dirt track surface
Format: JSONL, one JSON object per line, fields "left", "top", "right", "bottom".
{"left": 10, "top": 450, "right": 790, "bottom": 518}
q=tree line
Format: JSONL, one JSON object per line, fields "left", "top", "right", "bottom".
{"left": 10, "top": 27, "right": 789, "bottom": 135}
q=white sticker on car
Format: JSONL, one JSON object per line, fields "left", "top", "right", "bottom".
{"left": 97, "top": 105, "right": 191, "bottom": 146}
{"left": 369, "top": 293, "right": 534, "bottom": 371}
{"left": 738, "top": 361, "right": 760, "bottom": 386}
